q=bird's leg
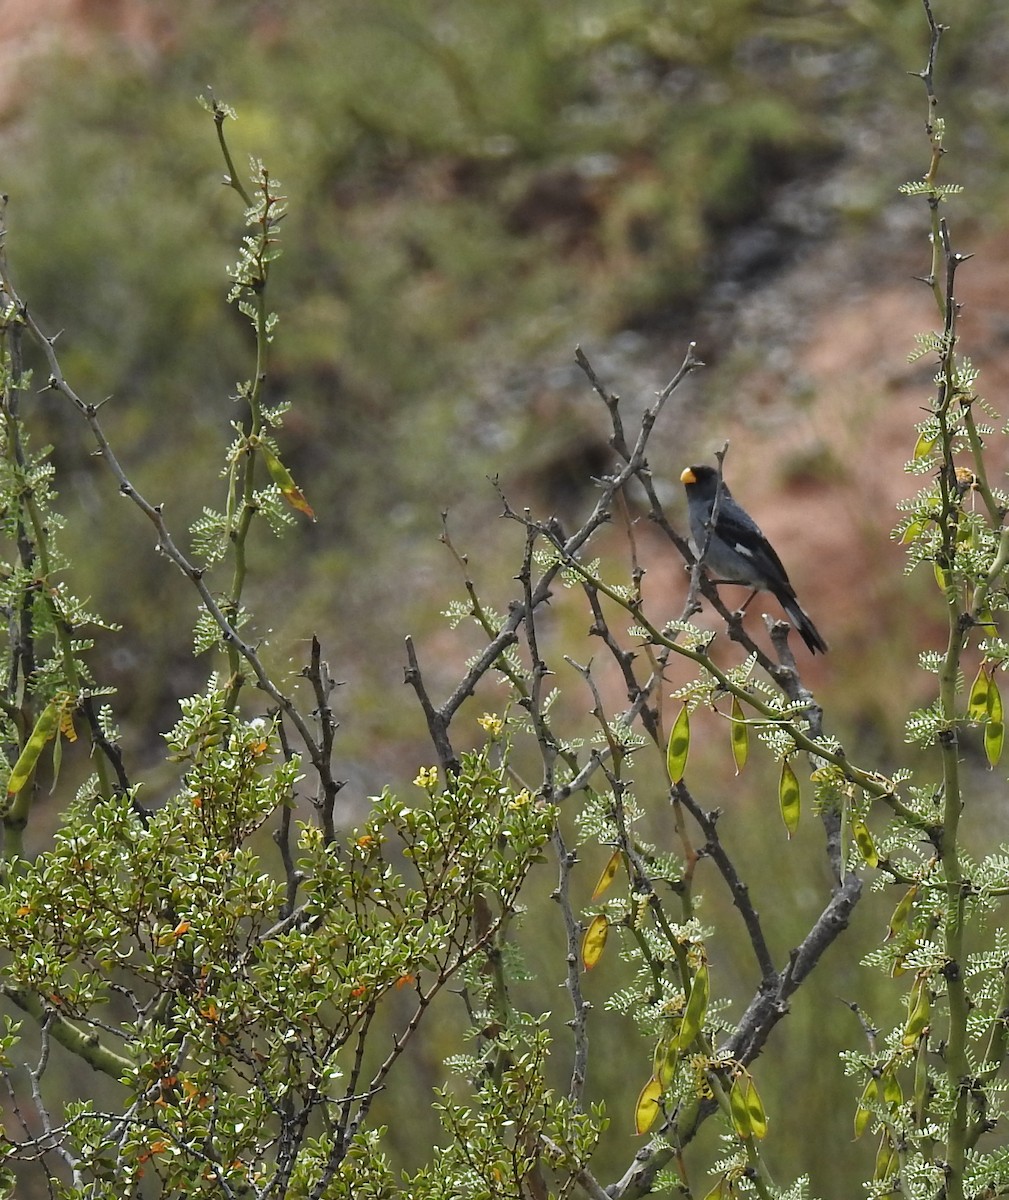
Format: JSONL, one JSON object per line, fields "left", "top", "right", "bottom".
{"left": 708, "top": 582, "right": 759, "bottom": 615}
{"left": 707, "top": 581, "right": 759, "bottom": 610}
{"left": 738, "top": 588, "right": 759, "bottom": 613}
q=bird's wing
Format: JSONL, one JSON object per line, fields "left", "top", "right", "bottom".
{"left": 715, "top": 505, "right": 793, "bottom": 590}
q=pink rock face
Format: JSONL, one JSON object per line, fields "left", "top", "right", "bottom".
{"left": 0, "top": 0, "right": 171, "bottom": 110}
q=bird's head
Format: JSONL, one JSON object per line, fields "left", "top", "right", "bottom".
{"left": 680, "top": 465, "right": 719, "bottom": 496}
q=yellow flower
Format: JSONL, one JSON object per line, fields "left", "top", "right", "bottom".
{"left": 477, "top": 712, "right": 504, "bottom": 737}
{"left": 413, "top": 766, "right": 438, "bottom": 789}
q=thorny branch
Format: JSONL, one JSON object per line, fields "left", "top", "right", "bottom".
{"left": 403, "top": 342, "right": 866, "bottom": 1195}
{"left": 551, "top": 822, "right": 591, "bottom": 1108}
{"left": 0, "top": 209, "right": 342, "bottom": 833}
{"left": 405, "top": 342, "right": 704, "bottom": 776}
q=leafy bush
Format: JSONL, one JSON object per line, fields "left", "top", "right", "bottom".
{"left": 2, "top": 5, "right": 1009, "bottom": 1200}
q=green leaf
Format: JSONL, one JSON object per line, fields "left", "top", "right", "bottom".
{"left": 778, "top": 759, "right": 800, "bottom": 836}
{"left": 666, "top": 705, "right": 690, "bottom": 783}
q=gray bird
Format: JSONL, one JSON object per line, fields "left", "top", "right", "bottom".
{"left": 680, "top": 464, "right": 828, "bottom": 654}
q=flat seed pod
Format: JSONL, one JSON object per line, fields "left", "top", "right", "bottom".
{"left": 854, "top": 1076, "right": 878, "bottom": 1138}
{"left": 730, "top": 695, "right": 748, "bottom": 773}
{"left": 634, "top": 1075, "right": 662, "bottom": 1136}
{"left": 887, "top": 884, "right": 919, "bottom": 941}
{"left": 581, "top": 913, "right": 608, "bottom": 970}
{"left": 591, "top": 849, "right": 623, "bottom": 901}
{"left": 967, "top": 666, "right": 990, "bottom": 721}
{"left": 985, "top": 720, "right": 1004, "bottom": 768}
{"left": 728, "top": 1074, "right": 751, "bottom": 1139}
{"left": 666, "top": 705, "right": 690, "bottom": 783}
{"left": 851, "top": 816, "right": 879, "bottom": 867}
{"left": 778, "top": 760, "right": 800, "bottom": 836}
{"left": 673, "top": 962, "right": 709, "bottom": 1050}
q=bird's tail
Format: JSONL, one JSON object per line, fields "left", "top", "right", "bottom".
{"left": 779, "top": 594, "right": 828, "bottom": 655}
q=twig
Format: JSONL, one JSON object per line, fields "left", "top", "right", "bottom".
{"left": 673, "top": 783, "right": 776, "bottom": 983}
{"left": 302, "top": 635, "right": 343, "bottom": 843}
{"left": 551, "top": 823, "right": 591, "bottom": 1107}
{"left": 0, "top": 269, "right": 342, "bottom": 814}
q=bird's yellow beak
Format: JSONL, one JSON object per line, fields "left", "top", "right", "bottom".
{"left": 680, "top": 467, "right": 697, "bottom": 484}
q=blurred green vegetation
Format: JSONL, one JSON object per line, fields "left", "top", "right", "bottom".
{"left": 3, "top": 1, "right": 1009, "bottom": 1196}
{"left": 7, "top": 0, "right": 1004, "bottom": 767}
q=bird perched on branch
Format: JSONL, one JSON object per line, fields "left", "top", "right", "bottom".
{"left": 680, "top": 464, "right": 828, "bottom": 654}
